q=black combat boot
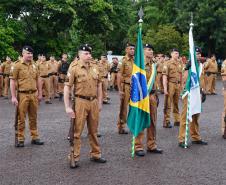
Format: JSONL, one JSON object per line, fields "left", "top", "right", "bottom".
{"left": 59, "top": 94, "right": 63, "bottom": 101}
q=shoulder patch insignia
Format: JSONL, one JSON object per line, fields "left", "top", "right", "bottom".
{"left": 10, "top": 66, "right": 14, "bottom": 73}
{"left": 93, "top": 68, "right": 97, "bottom": 73}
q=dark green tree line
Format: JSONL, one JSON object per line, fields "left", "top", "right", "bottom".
{"left": 0, "top": 0, "right": 225, "bottom": 60}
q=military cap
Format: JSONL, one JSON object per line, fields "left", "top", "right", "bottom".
{"left": 171, "top": 48, "right": 179, "bottom": 52}
{"left": 143, "top": 43, "right": 154, "bottom": 50}
{"left": 78, "top": 44, "right": 92, "bottom": 53}
{"left": 126, "top": 43, "right": 135, "bottom": 48}
{"left": 195, "top": 47, "right": 202, "bottom": 53}
{"left": 22, "top": 45, "right": 33, "bottom": 53}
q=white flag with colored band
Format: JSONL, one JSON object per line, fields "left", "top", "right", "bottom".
{"left": 188, "top": 26, "right": 202, "bottom": 121}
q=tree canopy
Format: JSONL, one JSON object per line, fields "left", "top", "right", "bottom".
{"left": 0, "top": 0, "right": 225, "bottom": 61}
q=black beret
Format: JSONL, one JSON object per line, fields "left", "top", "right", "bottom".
{"left": 143, "top": 43, "right": 154, "bottom": 50}
{"left": 78, "top": 44, "right": 92, "bottom": 53}
{"left": 22, "top": 45, "right": 33, "bottom": 53}
{"left": 195, "top": 47, "right": 202, "bottom": 53}
{"left": 126, "top": 43, "right": 135, "bottom": 48}
{"left": 171, "top": 48, "right": 179, "bottom": 52}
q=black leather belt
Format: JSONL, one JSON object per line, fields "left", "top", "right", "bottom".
{"left": 18, "top": 90, "right": 37, "bottom": 94}
{"left": 3, "top": 74, "right": 9, "bottom": 77}
{"left": 40, "top": 75, "right": 49, "bottom": 78}
{"left": 75, "top": 95, "right": 97, "bottom": 101}
{"left": 48, "top": 73, "right": 57, "bottom": 76}
{"left": 169, "top": 81, "right": 180, "bottom": 84}
{"left": 122, "top": 82, "right": 130, "bottom": 85}
{"left": 205, "top": 72, "right": 217, "bottom": 76}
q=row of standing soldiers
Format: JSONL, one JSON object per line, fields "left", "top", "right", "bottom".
{"left": 7, "top": 44, "right": 225, "bottom": 169}
{"left": 0, "top": 54, "right": 70, "bottom": 103}
{"left": 0, "top": 53, "right": 120, "bottom": 104}
{"left": 117, "top": 44, "right": 223, "bottom": 157}
{"left": 7, "top": 45, "right": 120, "bottom": 165}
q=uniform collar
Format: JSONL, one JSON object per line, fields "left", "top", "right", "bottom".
{"left": 40, "top": 61, "right": 46, "bottom": 64}
{"left": 170, "top": 59, "right": 179, "bottom": 63}
{"left": 125, "top": 54, "right": 134, "bottom": 61}
{"left": 78, "top": 60, "right": 90, "bottom": 68}
{"left": 21, "top": 59, "right": 32, "bottom": 65}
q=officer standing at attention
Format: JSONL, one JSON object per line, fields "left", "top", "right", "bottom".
{"left": 98, "top": 54, "right": 110, "bottom": 104}
{"left": 48, "top": 56, "right": 59, "bottom": 99}
{"left": 162, "top": 48, "right": 183, "bottom": 128}
{"left": 58, "top": 53, "right": 69, "bottom": 101}
{"left": 64, "top": 44, "right": 106, "bottom": 168}
{"left": 135, "top": 44, "right": 163, "bottom": 157}
{"left": 204, "top": 54, "right": 218, "bottom": 95}
{"left": 10, "top": 46, "right": 44, "bottom": 147}
{"left": 2, "top": 56, "right": 12, "bottom": 99}
{"left": 156, "top": 53, "right": 164, "bottom": 94}
{"left": 37, "top": 55, "right": 52, "bottom": 104}
{"left": 178, "top": 47, "right": 207, "bottom": 148}
{"left": 109, "top": 57, "right": 119, "bottom": 91}
{"left": 117, "top": 43, "right": 135, "bottom": 134}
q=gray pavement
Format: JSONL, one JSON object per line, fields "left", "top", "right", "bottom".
{"left": 0, "top": 80, "right": 226, "bottom": 185}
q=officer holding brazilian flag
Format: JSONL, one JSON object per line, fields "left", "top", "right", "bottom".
{"left": 127, "top": 8, "right": 162, "bottom": 158}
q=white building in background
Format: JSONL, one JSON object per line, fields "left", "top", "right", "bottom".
{"left": 107, "top": 55, "right": 123, "bottom": 64}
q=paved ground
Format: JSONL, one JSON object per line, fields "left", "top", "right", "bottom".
{"left": 0, "top": 80, "right": 226, "bottom": 185}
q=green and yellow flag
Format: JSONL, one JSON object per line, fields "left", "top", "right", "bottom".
{"left": 127, "top": 25, "right": 150, "bottom": 157}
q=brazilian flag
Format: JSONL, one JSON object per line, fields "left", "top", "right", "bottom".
{"left": 127, "top": 26, "right": 150, "bottom": 138}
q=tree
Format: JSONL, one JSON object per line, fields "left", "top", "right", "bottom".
{"left": 143, "top": 25, "right": 188, "bottom": 56}
{"left": 175, "top": 0, "right": 226, "bottom": 57}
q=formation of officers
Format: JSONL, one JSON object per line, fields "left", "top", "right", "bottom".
{"left": 1, "top": 43, "right": 226, "bottom": 169}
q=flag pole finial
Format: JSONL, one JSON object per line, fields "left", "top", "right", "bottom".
{"left": 190, "top": 12, "right": 194, "bottom": 27}
{"left": 138, "top": 7, "right": 144, "bottom": 27}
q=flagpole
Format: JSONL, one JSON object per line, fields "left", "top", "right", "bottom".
{"left": 131, "top": 7, "right": 144, "bottom": 158}
{"left": 184, "top": 13, "right": 194, "bottom": 148}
